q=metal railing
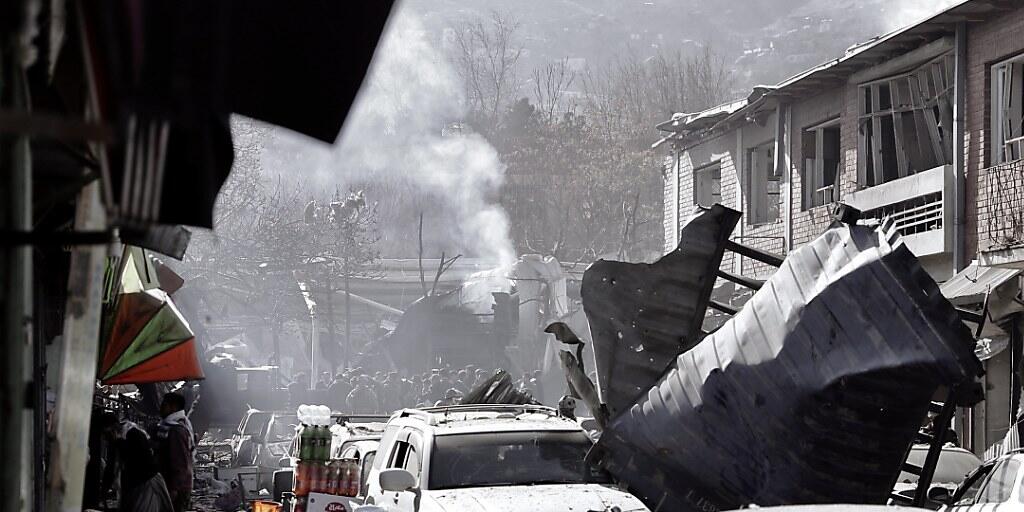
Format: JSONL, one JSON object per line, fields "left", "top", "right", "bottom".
{"left": 862, "top": 192, "right": 944, "bottom": 238}
{"left": 984, "top": 158, "right": 1024, "bottom": 249}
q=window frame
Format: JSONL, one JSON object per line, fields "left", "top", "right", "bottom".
{"left": 857, "top": 52, "right": 954, "bottom": 188}
{"left": 746, "top": 141, "right": 780, "bottom": 225}
{"left": 952, "top": 462, "right": 994, "bottom": 506}
{"left": 692, "top": 161, "right": 723, "bottom": 207}
{"left": 976, "top": 458, "right": 1021, "bottom": 504}
{"left": 992, "top": 53, "right": 1024, "bottom": 164}
{"left": 801, "top": 118, "right": 841, "bottom": 210}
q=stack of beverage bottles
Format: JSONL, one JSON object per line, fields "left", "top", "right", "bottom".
{"left": 291, "top": 405, "right": 361, "bottom": 512}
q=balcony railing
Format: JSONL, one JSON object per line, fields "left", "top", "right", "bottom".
{"left": 984, "top": 158, "right": 1024, "bottom": 249}
{"left": 846, "top": 165, "right": 951, "bottom": 257}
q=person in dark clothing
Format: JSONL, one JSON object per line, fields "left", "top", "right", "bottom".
{"left": 346, "top": 376, "right": 379, "bottom": 413}
{"left": 154, "top": 392, "right": 195, "bottom": 512}
{"left": 328, "top": 373, "right": 352, "bottom": 411}
{"left": 98, "top": 412, "right": 173, "bottom": 512}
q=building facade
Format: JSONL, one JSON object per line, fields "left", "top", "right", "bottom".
{"left": 658, "top": 0, "right": 1024, "bottom": 457}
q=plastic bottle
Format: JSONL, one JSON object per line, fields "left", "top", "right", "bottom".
{"left": 299, "top": 424, "right": 313, "bottom": 460}
{"left": 319, "top": 425, "right": 330, "bottom": 461}
{"left": 293, "top": 461, "right": 311, "bottom": 497}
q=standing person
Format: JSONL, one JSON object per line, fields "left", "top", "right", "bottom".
{"left": 154, "top": 392, "right": 195, "bottom": 512}
{"left": 346, "top": 376, "right": 379, "bottom": 413}
{"left": 98, "top": 412, "right": 174, "bottom": 512}
{"left": 328, "top": 373, "right": 352, "bottom": 411}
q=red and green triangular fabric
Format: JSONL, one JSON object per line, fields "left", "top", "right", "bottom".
{"left": 102, "top": 338, "right": 204, "bottom": 385}
{"left": 100, "top": 288, "right": 204, "bottom": 384}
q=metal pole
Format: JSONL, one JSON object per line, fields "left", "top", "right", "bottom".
{"left": 344, "top": 272, "right": 351, "bottom": 370}
{"left": 1, "top": 50, "right": 34, "bottom": 512}
{"left": 952, "top": 22, "right": 968, "bottom": 273}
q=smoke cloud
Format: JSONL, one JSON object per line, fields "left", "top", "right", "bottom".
{"left": 262, "top": 7, "right": 516, "bottom": 266}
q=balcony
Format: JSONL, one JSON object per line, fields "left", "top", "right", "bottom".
{"left": 980, "top": 159, "right": 1024, "bottom": 268}
{"left": 845, "top": 165, "right": 951, "bottom": 258}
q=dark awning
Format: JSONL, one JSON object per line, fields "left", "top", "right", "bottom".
{"left": 48, "top": 1, "right": 395, "bottom": 229}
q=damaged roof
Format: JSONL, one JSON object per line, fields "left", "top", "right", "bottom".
{"left": 588, "top": 219, "right": 982, "bottom": 511}
{"left": 654, "top": 0, "right": 1016, "bottom": 147}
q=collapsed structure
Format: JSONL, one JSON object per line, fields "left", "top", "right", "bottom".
{"left": 560, "top": 205, "right": 983, "bottom": 511}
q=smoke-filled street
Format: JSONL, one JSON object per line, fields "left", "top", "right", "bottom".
{"left": 6, "top": 1, "right": 1024, "bottom": 511}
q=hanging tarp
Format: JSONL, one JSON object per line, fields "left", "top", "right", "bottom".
{"left": 100, "top": 287, "right": 203, "bottom": 384}
{"left": 99, "top": 247, "right": 204, "bottom": 384}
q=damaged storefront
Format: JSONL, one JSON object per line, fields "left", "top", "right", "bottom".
{"left": 943, "top": 264, "right": 1024, "bottom": 458}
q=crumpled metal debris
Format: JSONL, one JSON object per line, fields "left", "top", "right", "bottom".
{"left": 582, "top": 205, "right": 740, "bottom": 418}
{"left": 461, "top": 370, "right": 539, "bottom": 405}
{"left": 583, "top": 214, "right": 982, "bottom": 511}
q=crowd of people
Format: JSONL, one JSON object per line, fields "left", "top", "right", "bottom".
{"left": 287, "top": 365, "right": 547, "bottom": 414}
{"left": 85, "top": 392, "right": 196, "bottom": 512}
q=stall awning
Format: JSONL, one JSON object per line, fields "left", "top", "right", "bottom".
{"left": 941, "top": 262, "right": 1021, "bottom": 306}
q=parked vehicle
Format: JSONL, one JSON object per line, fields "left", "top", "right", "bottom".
{"left": 232, "top": 409, "right": 298, "bottom": 467}
{"left": 218, "top": 409, "right": 298, "bottom": 498}
{"left": 942, "top": 450, "right": 1024, "bottom": 512}
{"left": 890, "top": 444, "right": 982, "bottom": 508}
{"left": 362, "top": 404, "right": 649, "bottom": 512}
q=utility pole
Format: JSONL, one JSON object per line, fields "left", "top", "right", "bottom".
{"left": 344, "top": 268, "right": 352, "bottom": 370}
{"left": 326, "top": 273, "right": 335, "bottom": 374}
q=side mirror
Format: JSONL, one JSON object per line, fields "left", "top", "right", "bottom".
{"left": 928, "top": 486, "right": 952, "bottom": 504}
{"left": 379, "top": 468, "right": 417, "bottom": 492}
{"left": 278, "top": 457, "right": 292, "bottom": 468}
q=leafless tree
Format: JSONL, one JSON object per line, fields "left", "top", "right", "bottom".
{"left": 451, "top": 11, "right": 525, "bottom": 122}
{"left": 532, "top": 58, "right": 577, "bottom": 122}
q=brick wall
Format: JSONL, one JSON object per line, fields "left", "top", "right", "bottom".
{"left": 966, "top": 6, "right": 1024, "bottom": 256}
{"left": 662, "top": 153, "right": 678, "bottom": 253}
{"left": 790, "top": 88, "right": 850, "bottom": 248}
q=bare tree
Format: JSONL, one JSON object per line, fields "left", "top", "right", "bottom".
{"left": 451, "top": 11, "right": 525, "bottom": 123}
{"left": 532, "top": 58, "right": 577, "bottom": 122}
{"left": 685, "top": 46, "right": 735, "bottom": 113}
{"left": 300, "top": 190, "right": 383, "bottom": 370}
{"left": 580, "top": 44, "right": 734, "bottom": 138}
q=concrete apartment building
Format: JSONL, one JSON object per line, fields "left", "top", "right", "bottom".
{"left": 657, "top": 0, "right": 1024, "bottom": 456}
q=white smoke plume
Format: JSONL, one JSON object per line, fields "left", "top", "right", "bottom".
{"left": 262, "top": 7, "right": 516, "bottom": 266}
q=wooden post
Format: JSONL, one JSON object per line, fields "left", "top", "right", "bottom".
{"left": 47, "top": 182, "right": 108, "bottom": 512}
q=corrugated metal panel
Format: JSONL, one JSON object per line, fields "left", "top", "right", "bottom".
{"left": 582, "top": 204, "right": 741, "bottom": 418}
{"left": 591, "top": 220, "right": 982, "bottom": 512}
{"left": 940, "top": 262, "right": 1021, "bottom": 305}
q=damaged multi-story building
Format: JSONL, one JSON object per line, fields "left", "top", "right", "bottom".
{"left": 656, "top": 0, "right": 1024, "bottom": 458}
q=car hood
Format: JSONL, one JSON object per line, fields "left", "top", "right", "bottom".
{"left": 423, "top": 484, "right": 649, "bottom": 512}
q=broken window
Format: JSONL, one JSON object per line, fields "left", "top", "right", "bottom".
{"left": 693, "top": 162, "right": 722, "bottom": 207}
{"left": 746, "top": 142, "right": 780, "bottom": 224}
{"left": 993, "top": 56, "right": 1024, "bottom": 163}
{"left": 858, "top": 53, "right": 953, "bottom": 187}
{"left": 802, "top": 120, "right": 841, "bottom": 209}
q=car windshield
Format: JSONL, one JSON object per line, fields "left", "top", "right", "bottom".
{"left": 899, "top": 448, "right": 983, "bottom": 485}
{"left": 428, "top": 431, "right": 610, "bottom": 490}
{"left": 267, "top": 415, "right": 298, "bottom": 443}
